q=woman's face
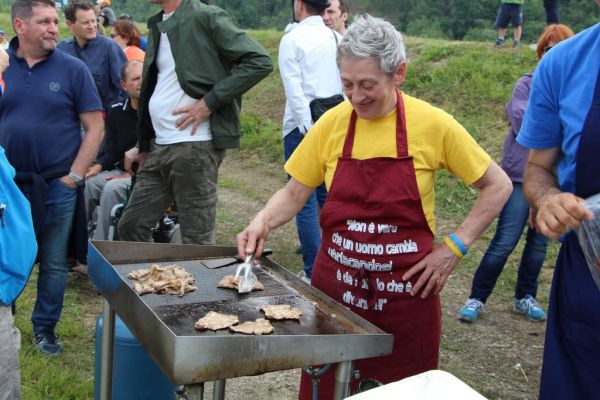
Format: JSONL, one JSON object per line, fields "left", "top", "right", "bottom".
{"left": 340, "top": 57, "right": 406, "bottom": 120}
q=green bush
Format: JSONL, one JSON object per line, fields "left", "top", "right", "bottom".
{"left": 240, "top": 113, "right": 283, "bottom": 163}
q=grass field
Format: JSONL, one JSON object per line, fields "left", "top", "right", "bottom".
{"left": 8, "top": 26, "right": 561, "bottom": 399}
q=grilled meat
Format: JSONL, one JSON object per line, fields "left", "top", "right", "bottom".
{"left": 217, "top": 274, "right": 264, "bottom": 291}
{"left": 128, "top": 264, "right": 197, "bottom": 296}
{"left": 261, "top": 304, "right": 302, "bottom": 320}
{"left": 229, "top": 318, "right": 273, "bottom": 335}
{"left": 194, "top": 311, "right": 240, "bottom": 331}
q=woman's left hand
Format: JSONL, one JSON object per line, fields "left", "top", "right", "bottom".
{"left": 402, "top": 242, "right": 461, "bottom": 299}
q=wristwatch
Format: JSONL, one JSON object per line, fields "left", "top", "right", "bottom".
{"left": 68, "top": 171, "right": 85, "bottom": 186}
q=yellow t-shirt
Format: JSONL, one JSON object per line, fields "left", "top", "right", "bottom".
{"left": 284, "top": 93, "right": 492, "bottom": 232}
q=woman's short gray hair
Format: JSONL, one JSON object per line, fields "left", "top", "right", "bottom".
{"left": 337, "top": 14, "right": 406, "bottom": 76}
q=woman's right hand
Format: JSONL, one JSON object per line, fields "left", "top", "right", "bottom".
{"left": 236, "top": 212, "right": 270, "bottom": 260}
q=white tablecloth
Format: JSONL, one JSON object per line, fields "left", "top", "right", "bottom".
{"left": 345, "top": 370, "right": 487, "bottom": 400}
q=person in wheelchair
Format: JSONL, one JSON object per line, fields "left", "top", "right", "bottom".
{"left": 84, "top": 60, "right": 141, "bottom": 241}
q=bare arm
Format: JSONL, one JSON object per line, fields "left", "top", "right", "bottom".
{"left": 60, "top": 111, "right": 104, "bottom": 188}
{"left": 524, "top": 148, "right": 592, "bottom": 238}
{"left": 454, "top": 162, "right": 513, "bottom": 247}
{"left": 236, "top": 178, "right": 315, "bottom": 259}
{"left": 404, "top": 161, "right": 513, "bottom": 298}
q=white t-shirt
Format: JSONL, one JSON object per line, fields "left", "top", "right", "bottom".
{"left": 148, "top": 12, "right": 211, "bottom": 144}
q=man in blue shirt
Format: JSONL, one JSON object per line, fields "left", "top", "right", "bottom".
{"left": 58, "top": 0, "right": 125, "bottom": 110}
{"left": 518, "top": 5, "right": 600, "bottom": 397}
{"left": 0, "top": 0, "right": 104, "bottom": 356}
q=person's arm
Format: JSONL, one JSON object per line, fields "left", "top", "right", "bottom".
{"left": 524, "top": 148, "right": 592, "bottom": 238}
{"left": 278, "top": 37, "right": 313, "bottom": 133}
{"left": 236, "top": 178, "right": 314, "bottom": 259}
{"left": 172, "top": 9, "right": 273, "bottom": 133}
{"left": 60, "top": 111, "right": 105, "bottom": 188}
{"left": 198, "top": 9, "right": 273, "bottom": 110}
{"left": 403, "top": 162, "right": 512, "bottom": 298}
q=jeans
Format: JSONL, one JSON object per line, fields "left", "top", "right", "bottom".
{"left": 469, "top": 182, "right": 549, "bottom": 302}
{"left": 284, "top": 128, "right": 327, "bottom": 277}
{"left": 31, "top": 179, "right": 77, "bottom": 335}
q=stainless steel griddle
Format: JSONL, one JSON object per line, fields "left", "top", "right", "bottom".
{"left": 88, "top": 240, "right": 393, "bottom": 400}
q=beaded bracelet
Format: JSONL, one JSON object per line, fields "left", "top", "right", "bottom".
{"left": 443, "top": 236, "right": 464, "bottom": 259}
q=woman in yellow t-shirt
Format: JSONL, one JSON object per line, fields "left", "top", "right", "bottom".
{"left": 237, "top": 14, "right": 511, "bottom": 397}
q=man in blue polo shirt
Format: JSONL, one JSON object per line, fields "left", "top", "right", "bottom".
{"left": 518, "top": 5, "right": 600, "bottom": 398}
{"left": 0, "top": 0, "right": 104, "bottom": 356}
{"left": 58, "top": 0, "right": 125, "bottom": 110}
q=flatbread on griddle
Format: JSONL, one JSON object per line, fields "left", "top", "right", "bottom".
{"left": 194, "top": 311, "right": 239, "bottom": 331}
{"left": 229, "top": 318, "right": 273, "bottom": 335}
{"left": 217, "top": 274, "right": 264, "bottom": 291}
{"left": 260, "top": 304, "right": 302, "bottom": 320}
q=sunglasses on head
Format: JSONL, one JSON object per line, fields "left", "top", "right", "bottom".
{"left": 543, "top": 45, "right": 553, "bottom": 53}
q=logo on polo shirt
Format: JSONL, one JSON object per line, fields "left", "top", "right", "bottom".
{"left": 49, "top": 82, "right": 60, "bottom": 92}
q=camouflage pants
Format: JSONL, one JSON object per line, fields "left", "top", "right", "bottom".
{"left": 118, "top": 141, "right": 225, "bottom": 244}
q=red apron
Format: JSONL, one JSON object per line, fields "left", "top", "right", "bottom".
{"left": 299, "top": 91, "right": 441, "bottom": 399}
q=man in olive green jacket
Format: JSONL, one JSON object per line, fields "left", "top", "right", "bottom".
{"left": 118, "top": 0, "right": 273, "bottom": 245}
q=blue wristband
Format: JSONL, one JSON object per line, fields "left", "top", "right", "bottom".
{"left": 449, "top": 233, "right": 468, "bottom": 255}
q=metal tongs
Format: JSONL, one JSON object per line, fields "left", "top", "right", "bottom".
{"left": 234, "top": 253, "right": 257, "bottom": 293}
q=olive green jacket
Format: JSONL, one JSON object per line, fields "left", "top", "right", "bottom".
{"left": 137, "top": 0, "right": 273, "bottom": 151}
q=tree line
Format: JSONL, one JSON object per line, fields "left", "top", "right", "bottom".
{"left": 129, "top": 0, "right": 598, "bottom": 43}
{"left": 1, "top": 0, "right": 598, "bottom": 43}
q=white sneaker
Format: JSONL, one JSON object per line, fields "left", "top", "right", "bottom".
{"left": 298, "top": 270, "right": 311, "bottom": 284}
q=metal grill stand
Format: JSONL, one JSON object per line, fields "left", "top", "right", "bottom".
{"left": 90, "top": 241, "right": 393, "bottom": 400}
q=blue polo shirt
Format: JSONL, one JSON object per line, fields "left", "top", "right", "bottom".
{"left": 0, "top": 38, "right": 102, "bottom": 175}
{"left": 57, "top": 34, "right": 126, "bottom": 110}
{"left": 518, "top": 23, "right": 600, "bottom": 194}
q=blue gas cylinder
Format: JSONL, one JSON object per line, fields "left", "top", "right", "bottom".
{"left": 94, "top": 314, "right": 178, "bottom": 400}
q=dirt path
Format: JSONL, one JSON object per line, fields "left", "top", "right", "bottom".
{"left": 214, "top": 154, "right": 546, "bottom": 400}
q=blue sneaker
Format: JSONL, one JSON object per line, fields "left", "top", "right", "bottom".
{"left": 514, "top": 295, "right": 547, "bottom": 321}
{"left": 459, "top": 298, "right": 484, "bottom": 323}
{"left": 32, "top": 331, "right": 62, "bottom": 356}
